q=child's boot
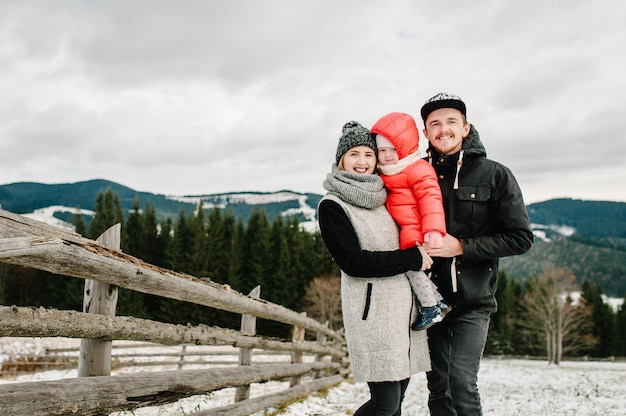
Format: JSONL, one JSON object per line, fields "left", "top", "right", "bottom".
{"left": 411, "top": 305, "right": 444, "bottom": 331}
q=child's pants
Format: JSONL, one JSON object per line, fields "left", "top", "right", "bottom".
{"left": 406, "top": 270, "right": 442, "bottom": 308}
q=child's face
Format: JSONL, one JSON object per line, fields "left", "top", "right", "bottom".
{"left": 377, "top": 147, "right": 399, "bottom": 166}
{"left": 341, "top": 146, "right": 377, "bottom": 174}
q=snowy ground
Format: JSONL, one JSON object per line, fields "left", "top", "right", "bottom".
{"left": 1, "top": 337, "right": 625, "bottom": 415}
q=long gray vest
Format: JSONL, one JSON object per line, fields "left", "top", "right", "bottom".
{"left": 324, "top": 194, "right": 431, "bottom": 382}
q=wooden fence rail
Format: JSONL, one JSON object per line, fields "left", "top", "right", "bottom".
{"left": 1, "top": 343, "right": 327, "bottom": 376}
{"left": 0, "top": 208, "right": 349, "bottom": 415}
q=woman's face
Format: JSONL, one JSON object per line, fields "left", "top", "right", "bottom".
{"left": 340, "top": 146, "right": 377, "bottom": 174}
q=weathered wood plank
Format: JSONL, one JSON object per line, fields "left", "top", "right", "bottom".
{"left": 0, "top": 208, "right": 350, "bottom": 415}
{"left": 235, "top": 285, "right": 261, "bottom": 402}
{"left": 202, "top": 374, "right": 346, "bottom": 416}
{"left": 0, "top": 209, "right": 337, "bottom": 339}
{"left": 78, "top": 224, "right": 121, "bottom": 377}
{"left": 0, "top": 306, "right": 343, "bottom": 357}
{"left": 0, "top": 362, "right": 340, "bottom": 416}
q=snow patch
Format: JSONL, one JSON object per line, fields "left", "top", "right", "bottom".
{"left": 1, "top": 337, "right": 625, "bottom": 415}
{"left": 22, "top": 206, "right": 95, "bottom": 231}
{"left": 531, "top": 223, "right": 576, "bottom": 241}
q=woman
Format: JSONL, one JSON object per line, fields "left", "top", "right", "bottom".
{"left": 318, "top": 121, "right": 432, "bottom": 416}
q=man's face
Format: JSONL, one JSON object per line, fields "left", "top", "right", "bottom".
{"left": 423, "top": 108, "right": 470, "bottom": 155}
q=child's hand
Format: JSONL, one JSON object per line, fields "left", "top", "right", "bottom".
{"left": 417, "top": 246, "right": 433, "bottom": 271}
{"left": 424, "top": 231, "right": 443, "bottom": 249}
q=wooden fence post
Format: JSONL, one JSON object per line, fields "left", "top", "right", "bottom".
{"left": 77, "top": 224, "right": 121, "bottom": 377}
{"left": 235, "top": 285, "right": 261, "bottom": 402}
{"left": 289, "top": 312, "right": 306, "bottom": 387}
{"left": 313, "top": 321, "right": 329, "bottom": 379}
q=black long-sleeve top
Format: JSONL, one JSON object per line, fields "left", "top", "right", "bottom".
{"left": 318, "top": 198, "right": 424, "bottom": 277}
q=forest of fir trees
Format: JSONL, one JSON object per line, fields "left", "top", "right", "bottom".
{"left": 1, "top": 187, "right": 625, "bottom": 360}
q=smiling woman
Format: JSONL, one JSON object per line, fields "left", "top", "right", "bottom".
{"left": 317, "top": 121, "right": 433, "bottom": 415}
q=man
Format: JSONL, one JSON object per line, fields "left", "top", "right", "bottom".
{"left": 419, "top": 92, "right": 533, "bottom": 415}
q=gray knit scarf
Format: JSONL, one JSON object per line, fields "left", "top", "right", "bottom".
{"left": 323, "top": 164, "right": 387, "bottom": 209}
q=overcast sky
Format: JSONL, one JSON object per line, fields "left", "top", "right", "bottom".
{"left": 1, "top": 1, "right": 625, "bottom": 204}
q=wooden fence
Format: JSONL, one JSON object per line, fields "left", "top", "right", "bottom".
{"left": 0, "top": 208, "right": 349, "bottom": 415}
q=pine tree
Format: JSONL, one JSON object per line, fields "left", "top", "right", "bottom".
{"left": 171, "top": 209, "right": 193, "bottom": 273}
{"left": 124, "top": 196, "right": 145, "bottom": 258}
{"left": 71, "top": 206, "right": 87, "bottom": 237}
{"left": 154, "top": 216, "right": 173, "bottom": 269}
{"left": 616, "top": 296, "right": 626, "bottom": 356}
{"left": 268, "top": 215, "right": 292, "bottom": 301}
{"left": 227, "top": 215, "right": 245, "bottom": 291}
{"left": 581, "top": 280, "right": 617, "bottom": 357}
{"left": 88, "top": 187, "right": 124, "bottom": 239}
{"left": 487, "top": 271, "right": 523, "bottom": 354}
{"left": 237, "top": 208, "right": 272, "bottom": 294}
{"left": 141, "top": 202, "right": 159, "bottom": 266}
{"left": 206, "top": 208, "right": 228, "bottom": 283}
{"left": 190, "top": 201, "right": 209, "bottom": 278}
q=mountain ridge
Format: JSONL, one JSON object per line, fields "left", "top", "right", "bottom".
{"left": 1, "top": 179, "right": 625, "bottom": 296}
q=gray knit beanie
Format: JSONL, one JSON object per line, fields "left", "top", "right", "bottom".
{"left": 335, "top": 121, "right": 376, "bottom": 164}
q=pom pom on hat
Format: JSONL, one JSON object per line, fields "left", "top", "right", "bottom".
{"left": 420, "top": 92, "right": 467, "bottom": 122}
{"left": 335, "top": 121, "right": 376, "bottom": 164}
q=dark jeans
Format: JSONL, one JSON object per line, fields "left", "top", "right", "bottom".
{"left": 426, "top": 309, "right": 491, "bottom": 416}
{"left": 354, "top": 378, "right": 410, "bottom": 416}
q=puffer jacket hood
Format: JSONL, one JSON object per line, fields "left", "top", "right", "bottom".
{"left": 371, "top": 112, "right": 419, "bottom": 159}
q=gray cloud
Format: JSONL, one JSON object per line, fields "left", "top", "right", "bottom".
{"left": 1, "top": 0, "right": 625, "bottom": 204}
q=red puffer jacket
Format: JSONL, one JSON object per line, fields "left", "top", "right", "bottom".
{"left": 371, "top": 112, "right": 446, "bottom": 249}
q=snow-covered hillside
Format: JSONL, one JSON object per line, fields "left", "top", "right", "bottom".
{"left": 22, "top": 205, "right": 94, "bottom": 231}
{"left": 14, "top": 191, "right": 320, "bottom": 233}
{"left": 168, "top": 191, "right": 319, "bottom": 232}
{"left": 531, "top": 222, "right": 576, "bottom": 242}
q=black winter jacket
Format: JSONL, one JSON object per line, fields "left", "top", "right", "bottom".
{"left": 427, "top": 125, "right": 533, "bottom": 314}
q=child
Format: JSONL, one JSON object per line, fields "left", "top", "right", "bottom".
{"left": 371, "top": 112, "right": 451, "bottom": 330}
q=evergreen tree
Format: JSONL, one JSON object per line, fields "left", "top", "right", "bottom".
{"left": 154, "top": 216, "right": 173, "bottom": 269}
{"left": 206, "top": 208, "right": 228, "bottom": 283}
{"left": 616, "top": 296, "right": 626, "bottom": 356}
{"left": 268, "top": 215, "right": 291, "bottom": 299}
{"left": 159, "top": 209, "right": 200, "bottom": 324}
{"left": 214, "top": 210, "right": 245, "bottom": 330}
{"left": 88, "top": 187, "right": 124, "bottom": 239}
{"left": 71, "top": 206, "right": 87, "bottom": 237}
{"left": 124, "top": 196, "right": 145, "bottom": 258}
{"left": 487, "top": 271, "right": 522, "bottom": 354}
{"left": 309, "top": 230, "right": 338, "bottom": 279}
{"left": 190, "top": 201, "right": 209, "bottom": 278}
{"left": 142, "top": 215, "right": 173, "bottom": 322}
{"left": 141, "top": 201, "right": 159, "bottom": 266}
{"left": 580, "top": 280, "right": 617, "bottom": 357}
{"left": 237, "top": 208, "right": 272, "bottom": 294}
{"left": 171, "top": 209, "right": 194, "bottom": 273}
{"left": 227, "top": 215, "right": 246, "bottom": 291}
{"left": 284, "top": 216, "right": 310, "bottom": 308}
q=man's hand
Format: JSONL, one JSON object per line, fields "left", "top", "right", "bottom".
{"left": 422, "top": 234, "right": 463, "bottom": 258}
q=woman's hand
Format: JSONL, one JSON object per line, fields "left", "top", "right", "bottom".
{"left": 417, "top": 246, "right": 433, "bottom": 271}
